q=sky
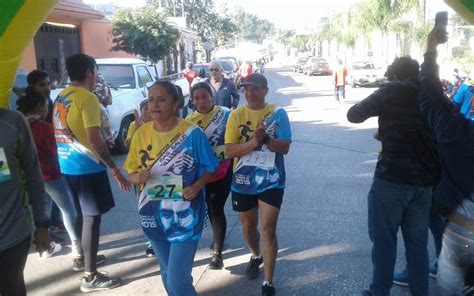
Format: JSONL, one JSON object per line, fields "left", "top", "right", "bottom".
{"left": 84, "top": 0, "right": 453, "bottom": 31}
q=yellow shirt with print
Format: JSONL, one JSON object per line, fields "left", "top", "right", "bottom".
{"left": 185, "top": 105, "right": 219, "bottom": 130}
{"left": 60, "top": 86, "right": 101, "bottom": 151}
{"left": 124, "top": 120, "right": 194, "bottom": 174}
{"left": 225, "top": 103, "right": 277, "bottom": 145}
{"left": 126, "top": 121, "right": 138, "bottom": 145}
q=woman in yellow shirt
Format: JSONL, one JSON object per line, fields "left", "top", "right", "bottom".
{"left": 186, "top": 82, "right": 232, "bottom": 269}
{"left": 124, "top": 81, "right": 218, "bottom": 296}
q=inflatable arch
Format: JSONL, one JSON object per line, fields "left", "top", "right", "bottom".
{"left": 0, "top": 0, "right": 59, "bottom": 107}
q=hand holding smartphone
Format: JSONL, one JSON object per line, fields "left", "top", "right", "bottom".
{"left": 435, "top": 11, "right": 448, "bottom": 44}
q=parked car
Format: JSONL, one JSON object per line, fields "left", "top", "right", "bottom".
{"left": 349, "top": 61, "right": 386, "bottom": 87}
{"left": 8, "top": 69, "right": 28, "bottom": 110}
{"left": 302, "top": 57, "right": 332, "bottom": 76}
{"left": 219, "top": 60, "right": 236, "bottom": 80}
{"left": 192, "top": 63, "right": 211, "bottom": 78}
{"left": 293, "top": 58, "right": 308, "bottom": 73}
{"left": 50, "top": 58, "right": 189, "bottom": 154}
{"left": 218, "top": 57, "right": 239, "bottom": 72}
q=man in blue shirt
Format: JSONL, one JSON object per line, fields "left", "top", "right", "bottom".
{"left": 453, "top": 79, "right": 474, "bottom": 120}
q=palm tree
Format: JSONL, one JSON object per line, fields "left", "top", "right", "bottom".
{"left": 355, "top": 0, "right": 420, "bottom": 62}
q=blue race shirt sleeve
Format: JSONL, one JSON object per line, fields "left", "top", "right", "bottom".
{"left": 453, "top": 83, "right": 468, "bottom": 105}
{"left": 276, "top": 109, "right": 292, "bottom": 142}
{"left": 194, "top": 129, "right": 219, "bottom": 174}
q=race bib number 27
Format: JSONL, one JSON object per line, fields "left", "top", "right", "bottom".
{"left": 146, "top": 175, "right": 183, "bottom": 200}
{"left": 240, "top": 151, "right": 275, "bottom": 168}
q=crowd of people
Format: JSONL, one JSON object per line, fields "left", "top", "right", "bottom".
{"left": 0, "top": 49, "right": 291, "bottom": 295}
{"left": 1, "top": 22, "right": 474, "bottom": 296}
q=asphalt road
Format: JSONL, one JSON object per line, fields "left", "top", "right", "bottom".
{"left": 23, "top": 67, "right": 439, "bottom": 295}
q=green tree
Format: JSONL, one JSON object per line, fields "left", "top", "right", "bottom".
{"left": 232, "top": 9, "right": 275, "bottom": 43}
{"left": 111, "top": 9, "right": 180, "bottom": 63}
{"left": 355, "top": 0, "right": 420, "bottom": 59}
{"left": 154, "top": 0, "right": 238, "bottom": 48}
{"left": 292, "top": 35, "right": 310, "bottom": 52}
{"left": 277, "top": 29, "right": 295, "bottom": 56}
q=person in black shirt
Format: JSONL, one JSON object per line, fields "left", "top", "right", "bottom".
{"left": 347, "top": 57, "right": 440, "bottom": 296}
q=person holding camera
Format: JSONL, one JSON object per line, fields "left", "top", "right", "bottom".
{"left": 418, "top": 19, "right": 474, "bottom": 295}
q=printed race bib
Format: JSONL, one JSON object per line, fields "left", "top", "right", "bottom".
{"left": 146, "top": 175, "right": 183, "bottom": 201}
{"left": 214, "top": 145, "right": 227, "bottom": 161}
{"left": 0, "top": 148, "right": 12, "bottom": 182}
{"left": 240, "top": 151, "right": 275, "bottom": 168}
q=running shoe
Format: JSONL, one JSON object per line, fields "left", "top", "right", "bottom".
{"left": 80, "top": 271, "right": 121, "bottom": 293}
{"left": 262, "top": 283, "right": 275, "bottom": 296}
{"left": 208, "top": 252, "right": 224, "bottom": 270}
{"left": 245, "top": 256, "right": 263, "bottom": 279}
{"left": 393, "top": 269, "right": 409, "bottom": 287}
{"left": 73, "top": 254, "right": 106, "bottom": 272}
{"left": 41, "top": 242, "right": 62, "bottom": 258}
{"left": 145, "top": 245, "right": 155, "bottom": 257}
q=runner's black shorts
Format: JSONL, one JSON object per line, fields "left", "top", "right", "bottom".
{"left": 63, "top": 170, "right": 115, "bottom": 216}
{"left": 231, "top": 188, "right": 284, "bottom": 212}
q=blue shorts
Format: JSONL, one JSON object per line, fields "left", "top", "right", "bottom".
{"left": 63, "top": 171, "right": 115, "bottom": 216}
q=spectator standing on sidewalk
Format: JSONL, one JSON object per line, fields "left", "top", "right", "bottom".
{"left": 347, "top": 57, "right": 440, "bottom": 296}
{"left": 419, "top": 27, "right": 474, "bottom": 295}
{"left": 183, "top": 62, "right": 198, "bottom": 86}
{"left": 17, "top": 88, "right": 79, "bottom": 258}
{"left": 0, "top": 107, "right": 51, "bottom": 296}
{"left": 53, "top": 53, "right": 130, "bottom": 293}
{"left": 92, "top": 73, "right": 114, "bottom": 148}
{"left": 206, "top": 60, "right": 240, "bottom": 109}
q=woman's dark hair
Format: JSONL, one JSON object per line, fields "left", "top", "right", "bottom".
{"left": 389, "top": 57, "right": 419, "bottom": 81}
{"left": 149, "top": 80, "right": 181, "bottom": 103}
{"left": 190, "top": 82, "right": 213, "bottom": 101}
{"left": 16, "top": 86, "right": 47, "bottom": 114}
{"left": 66, "top": 53, "right": 97, "bottom": 82}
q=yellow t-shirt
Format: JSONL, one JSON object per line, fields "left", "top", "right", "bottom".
{"left": 126, "top": 121, "right": 138, "bottom": 144}
{"left": 186, "top": 105, "right": 230, "bottom": 155}
{"left": 124, "top": 120, "right": 195, "bottom": 174}
{"left": 54, "top": 86, "right": 103, "bottom": 175}
{"left": 186, "top": 106, "right": 219, "bottom": 130}
{"left": 225, "top": 103, "right": 277, "bottom": 145}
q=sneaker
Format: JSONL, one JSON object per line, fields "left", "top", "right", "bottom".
{"left": 73, "top": 254, "right": 106, "bottom": 272}
{"left": 393, "top": 269, "right": 409, "bottom": 287}
{"left": 208, "top": 252, "right": 224, "bottom": 270}
{"left": 262, "top": 283, "right": 275, "bottom": 296}
{"left": 41, "top": 242, "right": 62, "bottom": 258}
{"left": 429, "top": 262, "right": 438, "bottom": 278}
{"left": 80, "top": 272, "right": 121, "bottom": 293}
{"left": 245, "top": 256, "right": 263, "bottom": 279}
{"left": 145, "top": 246, "right": 155, "bottom": 257}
